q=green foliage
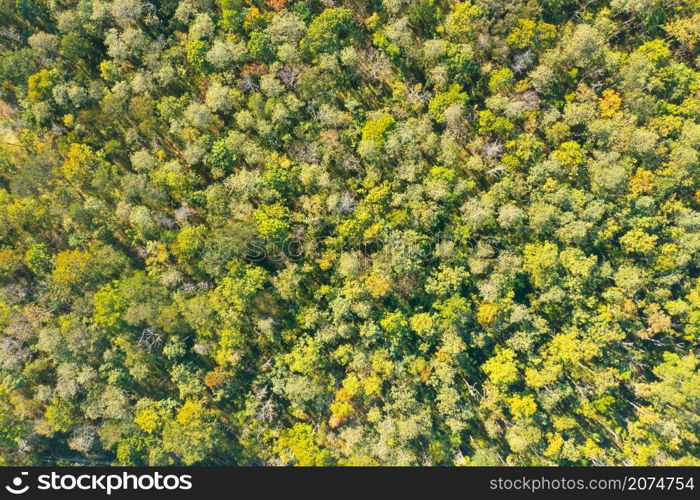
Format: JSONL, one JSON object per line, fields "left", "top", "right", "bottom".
{"left": 275, "top": 423, "right": 332, "bottom": 466}
{"left": 301, "top": 8, "right": 355, "bottom": 58}
{"left": 444, "top": 1, "right": 483, "bottom": 41}
{"left": 45, "top": 399, "right": 75, "bottom": 433}
{"left": 0, "top": 0, "right": 698, "bottom": 468}
{"left": 248, "top": 32, "right": 274, "bottom": 63}
{"left": 186, "top": 40, "right": 212, "bottom": 74}
{"left": 253, "top": 203, "right": 290, "bottom": 240}
{"left": 361, "top": 113, "right": 396, "bottom": 147}
{"left": 172, "top": 225, "right": 207, "bottom": 263}
{"left": 27, "top": 68, "right": 59, "bottom": 102}
{"left": 489, "top": 68, "right": 515, "bottom": 94}
{"left": 24, "top": 243, "right": 51, "bottom": 275}
{"left": 428, "top": 84, "right": 467, "bottom": 122}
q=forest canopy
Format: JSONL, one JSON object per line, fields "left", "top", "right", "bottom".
{"left": 0, "top": 0, "right": 699, "bottom": 466}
